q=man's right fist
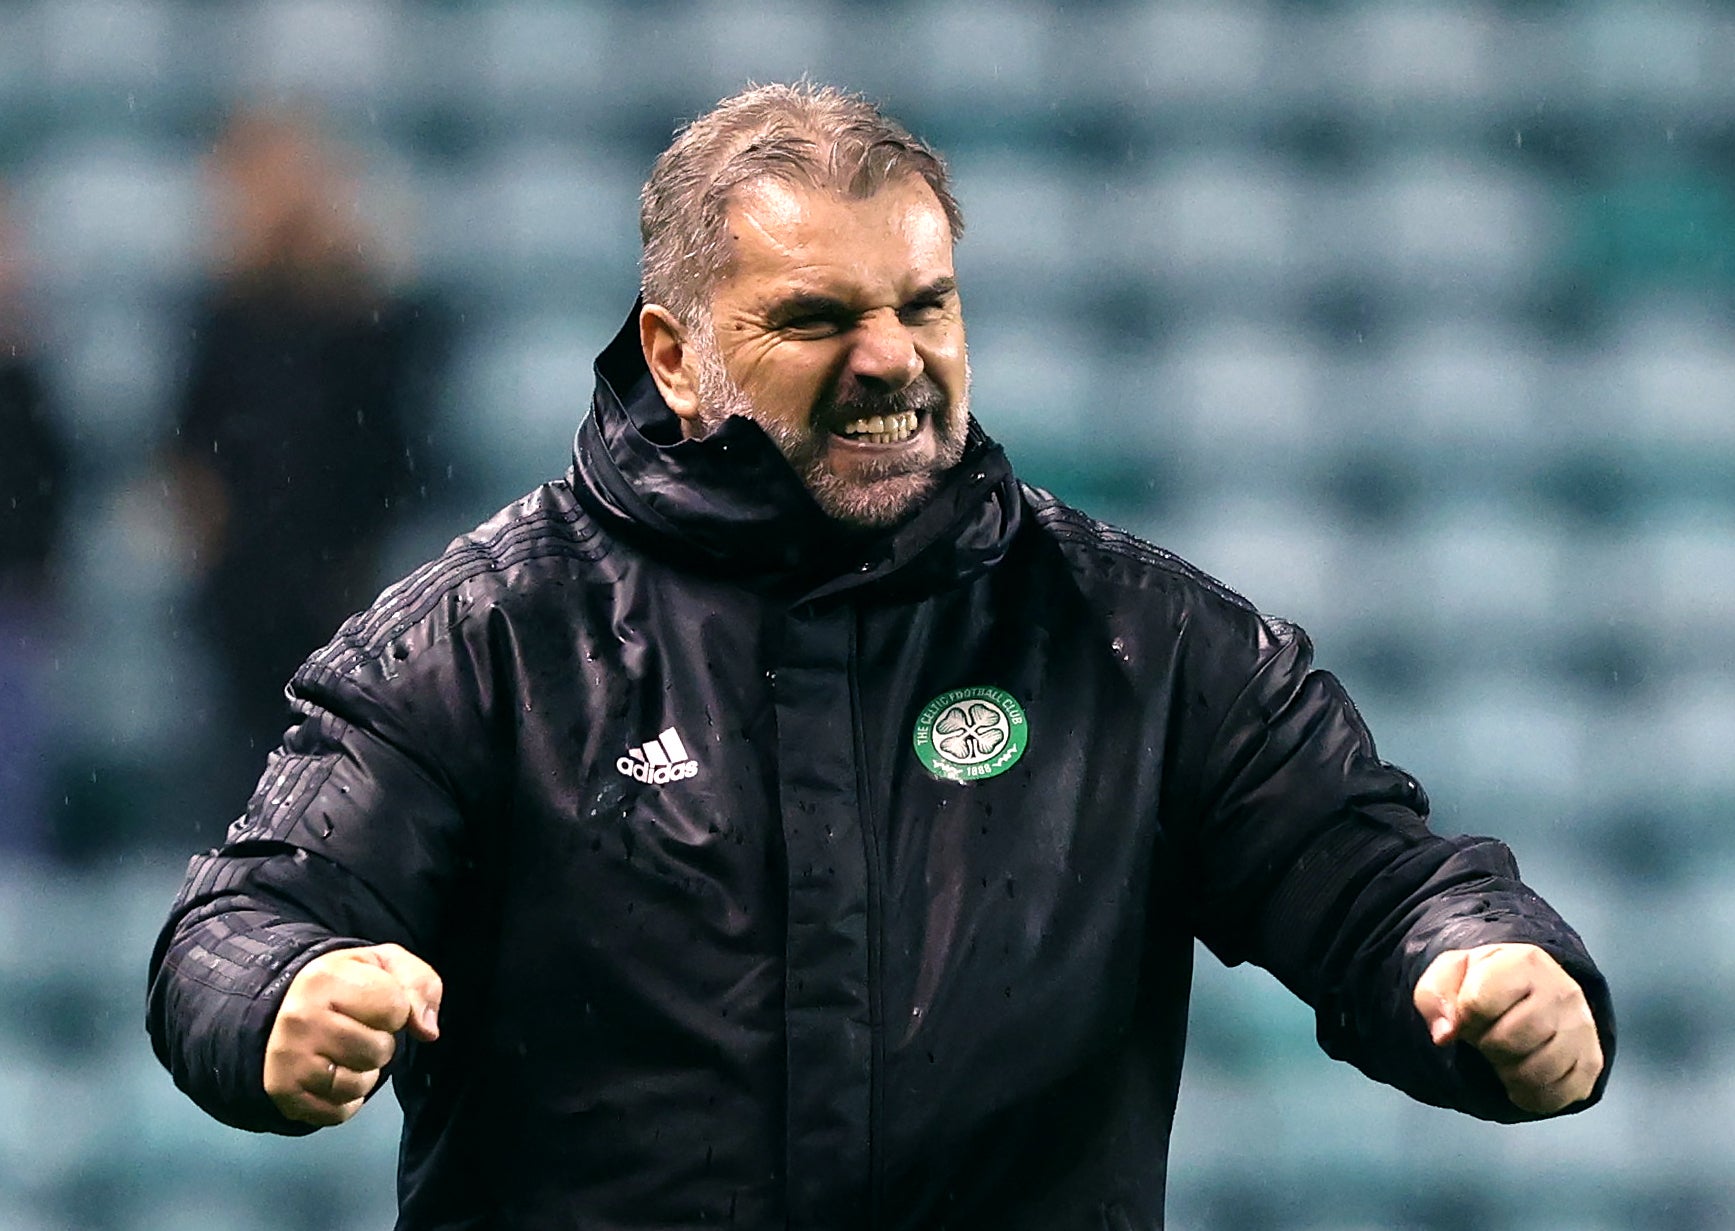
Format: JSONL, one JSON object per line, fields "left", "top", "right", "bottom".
{"left": 263, "top": 943, "right": 443, "bottom": 1127}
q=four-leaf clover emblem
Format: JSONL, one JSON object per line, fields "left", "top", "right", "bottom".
{"left": 933, "top": 700, "right": 1011, "bottom": 764}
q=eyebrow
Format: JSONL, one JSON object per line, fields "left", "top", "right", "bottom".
{"left": 908, "top": 276, "right": 958, "bottom": 303}
{"left": 764, "top": 276, "right": 958, "bottom": 325}
{"left": 765, "top": 292, "right": 852, "bottom": 325}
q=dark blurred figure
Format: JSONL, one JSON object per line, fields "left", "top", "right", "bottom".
{"left": 0, "top": 187, "right": 71, "bottom": 858}
{"left": 168, "top": 108, "right": 446, "bottom": 800}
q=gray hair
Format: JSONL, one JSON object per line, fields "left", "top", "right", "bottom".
{"left": 639, "top": 81, "right": 964, "bottom": 328}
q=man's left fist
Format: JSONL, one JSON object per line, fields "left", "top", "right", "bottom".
{"left": 1412, "top": 942, "right": 1604, "bottom": 1115}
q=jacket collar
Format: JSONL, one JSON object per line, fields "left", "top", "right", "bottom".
{"left": 570, "top": 303, "right": 1022, "bottom": 603}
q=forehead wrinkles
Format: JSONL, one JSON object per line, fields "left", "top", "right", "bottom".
{"left": 713, "top": 169, "right": 948, "bottom": 287}
{"left": 730, "top": 180, "right": 810, "bottom": 251}
{"left": 701, "top": 135, "right": 821, "bottom": 284}
{"left": 720, "top": 179, "right": 953, "bottom": 304}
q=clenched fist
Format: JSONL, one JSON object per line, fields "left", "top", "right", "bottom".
{"left": 264, "top": 943, "right": 443, "bottom": 1127}
{"left": 1413, "top": 942, "right": 1603, "bottom": 1115}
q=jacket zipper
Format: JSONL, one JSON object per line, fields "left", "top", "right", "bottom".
{"left": 848, "top": 608, "right": 888, "bottom": 1226}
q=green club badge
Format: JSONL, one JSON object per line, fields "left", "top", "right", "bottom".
{"left": 912, "top": 686, "right": 1029, "bottom": 782}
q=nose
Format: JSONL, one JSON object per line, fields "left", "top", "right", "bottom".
{"left": 846, "top": 309, "right": 922, "bottom": 392}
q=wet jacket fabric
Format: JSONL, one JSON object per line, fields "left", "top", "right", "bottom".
{"left": 148, "top": 313, "right": 1614, "bottom": 1231}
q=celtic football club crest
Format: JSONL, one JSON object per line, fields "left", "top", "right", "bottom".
{"left": 912, "top": 686, "right": 1029, "bottom": 782}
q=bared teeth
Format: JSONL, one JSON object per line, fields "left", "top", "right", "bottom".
{"left": 838, "top": 410, "right": 918, "bottom": 442}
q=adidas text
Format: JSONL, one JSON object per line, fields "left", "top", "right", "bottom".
{"left": 617, "top": 727, "right": 699, "bottom": 784}
{"left": 616, "top": 758, "right": 698, "bottom": 784}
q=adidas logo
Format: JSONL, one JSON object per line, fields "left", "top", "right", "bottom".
{"left": 615, "top": 726, "right": 699, "bottom": 784}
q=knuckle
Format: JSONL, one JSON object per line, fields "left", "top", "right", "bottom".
{"left": 332, "top": 1071, "right": 376, "bottom": 1102}
{"left": 338, "top": 1030, "right": 397, "bottom": 1070}
{"left": 277, "top": 979, "right": 323, "bottom": 1019}
{"left": 1457, "top": 986, "right": 1498, "bottom": 1027}
{"left": 1517, "top": 1048, "right": 1564, "bottom": 1087}
{"left": 1479, "top": 1020, "right": 1535, "bottom": 1063}
{"left": 299, "top": 957, "right": 346, "bottom": 992}
{"left": 343, "top": 962, "right": 392, "bottom": 995}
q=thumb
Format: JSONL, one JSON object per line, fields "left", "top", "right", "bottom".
{"left": 365, "top": 943, "right": 443, "bottom": 1042}
{"left": 1413, "top": 949, "right": 1471, "bottom": 1046}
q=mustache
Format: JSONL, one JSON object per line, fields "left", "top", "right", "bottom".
{"left": 824, "top": 377, "right": 947, "bottom": 423}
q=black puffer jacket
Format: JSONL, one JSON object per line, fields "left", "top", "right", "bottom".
{"left": 148, "top": 312, "right": 1614, "bottom": 1231}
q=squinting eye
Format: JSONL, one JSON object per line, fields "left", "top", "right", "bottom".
{"left": 900, "top": 302, "right": 944, "bottom": 324}
{"left": 782, "top": 316, "right": 843, "bottom": 336}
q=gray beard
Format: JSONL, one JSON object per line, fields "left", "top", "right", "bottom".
{"left": 688, "top": 328, "right": 970, "bottom": 529}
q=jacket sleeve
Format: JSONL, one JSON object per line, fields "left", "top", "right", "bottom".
{"left": 146, "top": 619, "right": 486, "bottom": 1134}
{"left": 1165, "top": 615, "right": 1615, "bottom": 1123}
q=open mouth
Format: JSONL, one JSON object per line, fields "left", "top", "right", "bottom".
{"left": 833, "top": 410, "right": 920, "bottom": 445}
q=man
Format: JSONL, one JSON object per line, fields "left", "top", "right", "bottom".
{"left": 149, "top": 83, "right": 1611, "bottom": 1231}
{"left": 0, "top": 185, "right": 71, "bottom": 857}
{"left": 166, "top": 107, "right": 447, "bottom": 809}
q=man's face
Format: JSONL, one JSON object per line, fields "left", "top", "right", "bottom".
{"left": 687, "top": 175, "right": 970, "bottom": 528}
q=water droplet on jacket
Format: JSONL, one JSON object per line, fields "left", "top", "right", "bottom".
{"left": 319, "top": 812, "right": 334, "bottom": 838}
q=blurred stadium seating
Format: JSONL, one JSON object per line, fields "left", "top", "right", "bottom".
{"left": 2, "top": 0, "right": 1731, "bottom": 1227}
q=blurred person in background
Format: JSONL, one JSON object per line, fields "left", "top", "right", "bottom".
{"left": 150, "top": 85, "right": 1611, "bottom": 1230}
{"left": 166, "top": 106, "right": 446, "bottom": 806}
{"left": 0, "top": 185, "right": 71, "bottom": 859}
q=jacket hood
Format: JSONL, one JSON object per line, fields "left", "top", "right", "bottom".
{"left": 570, "top": 303, "right": 1023, "bottom": 603}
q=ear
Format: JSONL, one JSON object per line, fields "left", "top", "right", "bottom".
{"left": 639, "top": 303, "right": 703, "bottom": 431}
